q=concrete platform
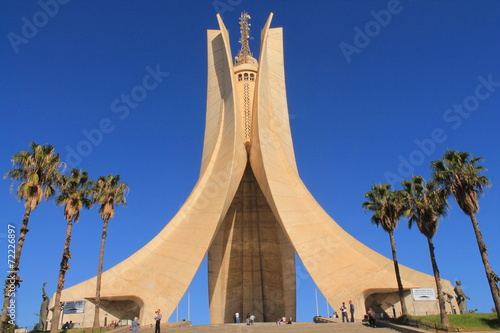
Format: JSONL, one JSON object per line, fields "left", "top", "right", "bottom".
{"left": 134, "top": 321, "right": 394, "bottom": 333}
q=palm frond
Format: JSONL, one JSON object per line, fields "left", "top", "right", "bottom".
{"left": 92, "top": 174, "right": 129, "bottom": 222}
{"left": 431, "top": 149, "right": 490, "bottom": 215}
{"left": 56, "top": 168, "right": 94, "bottom": 222}
{"left": 362, "top": 183, "right": 403, "bottom": 233}
{"left": 5, "top": 142, "right": 63, "bottom": 210}
{"left": 400, "top": 176, "right": 447, "bottom": 239}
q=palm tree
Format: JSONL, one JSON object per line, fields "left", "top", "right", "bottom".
{"left": 2, "top": 142, "right": 63, "bottom": 331}
{"left": 92, "top": 174, "right": 129, "bottom": 328}
{"left": 431, "top": 150, "right": 499, "bottom": 318}
{"left": 401, "top": 176, "right": 449, "bottom": 327}
{"left": 50, "top": 169, "right": 93, "bottom": 333}
{"left": 362, "top": 183, "right": 408, "bottom": 316}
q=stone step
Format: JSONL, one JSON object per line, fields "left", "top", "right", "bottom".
{"left": 136, "top": 321, "right": 396, "bottom": 333}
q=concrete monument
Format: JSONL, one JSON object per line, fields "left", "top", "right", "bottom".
{"left": 50, "top": 13, "right": 457, "bottom": 327}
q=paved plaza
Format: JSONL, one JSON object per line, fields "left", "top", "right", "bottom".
{"left": 126, "top": 321, "right": 395, "bottom": 333}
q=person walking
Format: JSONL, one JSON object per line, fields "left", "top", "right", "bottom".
{"left": 154, "top": 309, "right": 162, "bottom": 333}
{"left": 234, "top": 312, "right": 240, "bottom": 323}
{"left": 367, "top": 308, "right": 376, "bottom": 327}
{"left": 131, "top": 317, "right": 140, "bottom": 333}
{"left": 349, "top": 300, "right": 355, "bottom": 322}
{"left": 340, "top": 302, "right": 349, "bottom": 322}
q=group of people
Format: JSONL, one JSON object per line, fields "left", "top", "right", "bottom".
{"left": 233, "top": 312, "right": 256, "bottom": 325}
{"left": 127, "top": 304, "right": 377, "bottom": 330}
{"left": 276, "top": 316, "right": 293, "bottom": 325}
{"left": 335, "top": 300, "right": 376, "bottom": 327}
{"left": 61, "top": 321, "right": 74, "bottom": 329}
{"left": 234, "top": 312, "right": 295, "bottom": 325}
{"left": 129, "top": 308, "right": 162, "bottom": 333}
{"left": 338, "top": 300, "right": 356, "bottom": 322}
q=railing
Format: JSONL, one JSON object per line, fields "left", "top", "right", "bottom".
{"left": 381, "top": 318, "right": 461, "bottom": 333}
{"left": 407, "top": 318, "right": 462, "bottom": 332}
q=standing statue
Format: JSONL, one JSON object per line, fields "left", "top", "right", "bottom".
{"left": 39, "top": 282, "right": 49, "bottom": 330}
{"left": 454, "top": 280, "right": 470, "bottom": 314}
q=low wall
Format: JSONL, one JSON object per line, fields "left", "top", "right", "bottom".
{"left": 377, "top": 320, "right": 433, "bottom": 333}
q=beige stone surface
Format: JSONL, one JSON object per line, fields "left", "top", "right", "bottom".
{"left": 208, "top": 164, "right": 296, "bottom": 323}
{"left": 51, "top": 13, "right": 458, "bottom": 329}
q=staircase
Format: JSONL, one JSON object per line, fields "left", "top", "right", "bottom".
{"left": 135, "top": 321, "right": 396, "bottom": 333}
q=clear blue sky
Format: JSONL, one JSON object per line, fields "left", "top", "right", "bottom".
{"left": 1, "top": 0, "right": 499, "bottom": 328}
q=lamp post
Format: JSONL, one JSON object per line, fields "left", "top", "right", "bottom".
{"left": 59, "top": 302, "right": 65, "bottom": 329}
{"left": 187, "top": 291, "right": 191, "bottom": 322}
{"left": 315, "top": 288, "right": 319, "bottom": 317}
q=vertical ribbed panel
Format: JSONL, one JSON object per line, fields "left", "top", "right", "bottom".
{"left": 208, "top": 163, "right": 295, "bottom": 323}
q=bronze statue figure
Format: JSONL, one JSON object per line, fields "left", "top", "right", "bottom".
{"left": 454, "top": 280, "right": 470, "bottom": 314}
{"left": 39, "top": 282, "right": 49, "bottom": 330}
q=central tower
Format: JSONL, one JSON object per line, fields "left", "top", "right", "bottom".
{"left": 234, "top": 12, "right": 258, "bottom": 145}
{"left": 207, "top": 13, "right": 295, "bottom": 323}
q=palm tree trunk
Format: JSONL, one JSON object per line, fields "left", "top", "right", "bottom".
{"left": 388, "top": 231, "right": 408, "bottom": 316}
{"left": 469, "top": 213, "right": 500, "bottom": 318}
{"left": 93, "top": 218, "right": 109, "bottom": 328}
{"left": 50, "top": 219, "right": 74, "bottom": 333}
{"left": 426, "top": 237, "right": 449, "bottom": 327}
{"left": 0, "top": 208, "right": 31, "bottom": 331}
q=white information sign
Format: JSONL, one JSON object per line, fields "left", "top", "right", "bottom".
{"left": 63, "top": 300, "right": 85, "bottom": 314}
{"left": 411, "top": 288, "right": 436, "bottom": 301}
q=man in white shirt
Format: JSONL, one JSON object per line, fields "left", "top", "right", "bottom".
{"left": 154, "top": 309, "right": 162, "bottom": 333}
{"left": 340, "top": 302, "right": 348, "bottom": 322}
